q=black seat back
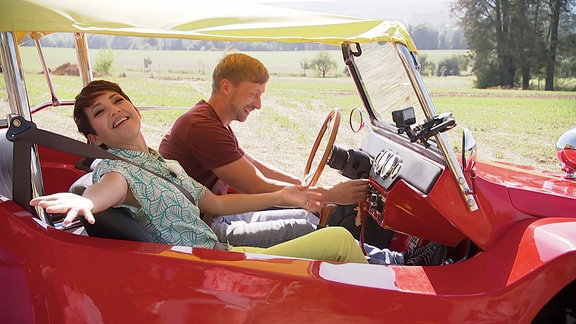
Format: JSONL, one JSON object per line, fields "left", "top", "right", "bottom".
{"left": 79, "top": 208, "right": 154, "bottom": 242}
{"left": 70, "top": 173, "right": 153, "bottom": 242}
{"left": 0, "top": 128, "right": 13, "bottom": 199}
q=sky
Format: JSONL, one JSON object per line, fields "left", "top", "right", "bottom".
{"left": 256, "top": 0, "right": 456, "bottom": 26}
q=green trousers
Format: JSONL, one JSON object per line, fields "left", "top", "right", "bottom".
{"left": 232, "top": 226, "right": 368, "bottom": 264}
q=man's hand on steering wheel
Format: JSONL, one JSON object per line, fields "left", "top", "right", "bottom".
{"left": 310, "top": 179, "right": 370, "bottom": 205}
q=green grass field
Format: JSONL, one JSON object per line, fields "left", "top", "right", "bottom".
{"left": 2, "top": 47, "right": 575, "bottom": 183}
{"left": 16, "top": 47, "right": 470, "bottom": 77}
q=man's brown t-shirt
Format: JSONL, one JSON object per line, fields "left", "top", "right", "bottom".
{"left": 159, "top": 100, "right": 244, "bottom": 193}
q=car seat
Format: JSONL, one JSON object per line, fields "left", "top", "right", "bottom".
{"left": 69, "top": 173, "right": 153, "bottom": 242}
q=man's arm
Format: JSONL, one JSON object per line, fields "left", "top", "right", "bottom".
{"left": 213, "top": 156, "right": 295, "bottom": 194}
{"left": 244, "top": 152, "right": 302, "bottom": 185}
{"left": 310, "top": 179, "right": 369, "bottom": 205}
{"left": 243, "top": 153, "right": 370, "bottom": 204}
{"left": 214, "top": 153, "right": 369, "bottom": 204}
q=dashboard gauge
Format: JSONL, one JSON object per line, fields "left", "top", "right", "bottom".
{"left": 374, "top": 151, "right": 392, "bottom": 174}
{"left": 381, "top": 154, "right": 398, "bottom": 179}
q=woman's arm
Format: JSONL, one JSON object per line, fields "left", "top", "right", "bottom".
{"left": 29, "top": 172, "right": 128, "bottom": 225}
{"left": 198, "top": 185, "right": 322, "bottom": 216}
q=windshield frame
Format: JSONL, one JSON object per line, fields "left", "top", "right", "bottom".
{"left": 342, "top": 41, "right": 478, "bottom": 212}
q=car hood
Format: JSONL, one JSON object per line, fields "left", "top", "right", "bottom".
{"left": 476, "top": 160, "right": 576, "bottom": 218}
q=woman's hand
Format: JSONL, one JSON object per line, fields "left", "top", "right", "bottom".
{"left": 279, "top": 185, "right": 323, "bottom": 213}
{"left": 30, "top": 192, "right": 95, "bottom": 225}
{"left": 30, "top": 172, "right": 127, "bottom": 226}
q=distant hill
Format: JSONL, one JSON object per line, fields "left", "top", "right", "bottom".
{"left": 261, "top": 0, "right": 456, "bottom": 27}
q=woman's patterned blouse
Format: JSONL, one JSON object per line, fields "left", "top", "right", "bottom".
{"left": 93, "top": 148, "right": 217, "bottom": 248}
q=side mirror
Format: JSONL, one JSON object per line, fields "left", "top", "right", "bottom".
{"left": 556, "top": 128, "right": 576, "bottom": 179}
{"left": 462, "top": 128, "right": 477, "bottom": 171}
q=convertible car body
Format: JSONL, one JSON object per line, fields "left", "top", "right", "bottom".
{"left": 1, "top": 0, "right": 575, "bottom": 323}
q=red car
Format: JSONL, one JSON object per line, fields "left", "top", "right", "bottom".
{"left": 1, "top": 1, "right": 575, "bottom": 323}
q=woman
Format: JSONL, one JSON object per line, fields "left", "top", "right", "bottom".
{"left": 30, "top": 80, "right": 440, "bottom": 265}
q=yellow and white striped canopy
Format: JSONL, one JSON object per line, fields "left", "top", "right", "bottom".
{"left": 0, "top": 0, "right": 417, "bottom": 51}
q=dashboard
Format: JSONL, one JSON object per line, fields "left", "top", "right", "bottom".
{"left": 329, "top": 130, "right": 445, "bottom": 227}
{"left": 328, "top": 129, "right": 466, "bottom": 245}
{"left": 363, "top": 131, "right": 444, "bottom": 194}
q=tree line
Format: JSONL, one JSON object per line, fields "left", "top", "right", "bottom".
{"left": 22, "top": 3, "right": 575, "bottom": 91}
{"left": 29, "top": 24, "right": 465, "bottom": 52}
{"left": 452, "top": 0, "right": 576, "bottom": 90}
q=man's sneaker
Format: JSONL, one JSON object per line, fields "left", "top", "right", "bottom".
{"left": 404, "top": 236, "right": 421, "bottom": 256}
{"left": 403, "top": 242, "right": 446, "bottom": 266}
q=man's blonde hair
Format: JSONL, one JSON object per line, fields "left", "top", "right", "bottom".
{"left": 211, "top": 53, "right": 269, "bottom": 93}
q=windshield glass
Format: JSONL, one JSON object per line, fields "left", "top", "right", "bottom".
{"left": 353, "top": 42, "right": 426, "bottom": 128}
{"left": 351, "top": 41, "right": 478, "bottom": 211}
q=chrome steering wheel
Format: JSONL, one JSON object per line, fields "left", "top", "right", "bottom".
{"left": 303, "top": 108, "right": 341, "bottom": 186}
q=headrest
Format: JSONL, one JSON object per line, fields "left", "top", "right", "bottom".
{"left": 69, "top": 172, "right": 93, "bottom": 195}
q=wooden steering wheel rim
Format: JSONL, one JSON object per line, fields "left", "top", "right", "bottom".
{"left": 304, "top": 108, "right": 341, "bottom": 186}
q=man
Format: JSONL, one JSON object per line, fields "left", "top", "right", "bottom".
{"left": 160, "top": 53, "right": 368, "bottom": 247}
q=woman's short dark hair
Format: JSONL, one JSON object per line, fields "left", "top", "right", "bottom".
{"left": 73, "top": 80, "right": 132, "bottom": 139}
